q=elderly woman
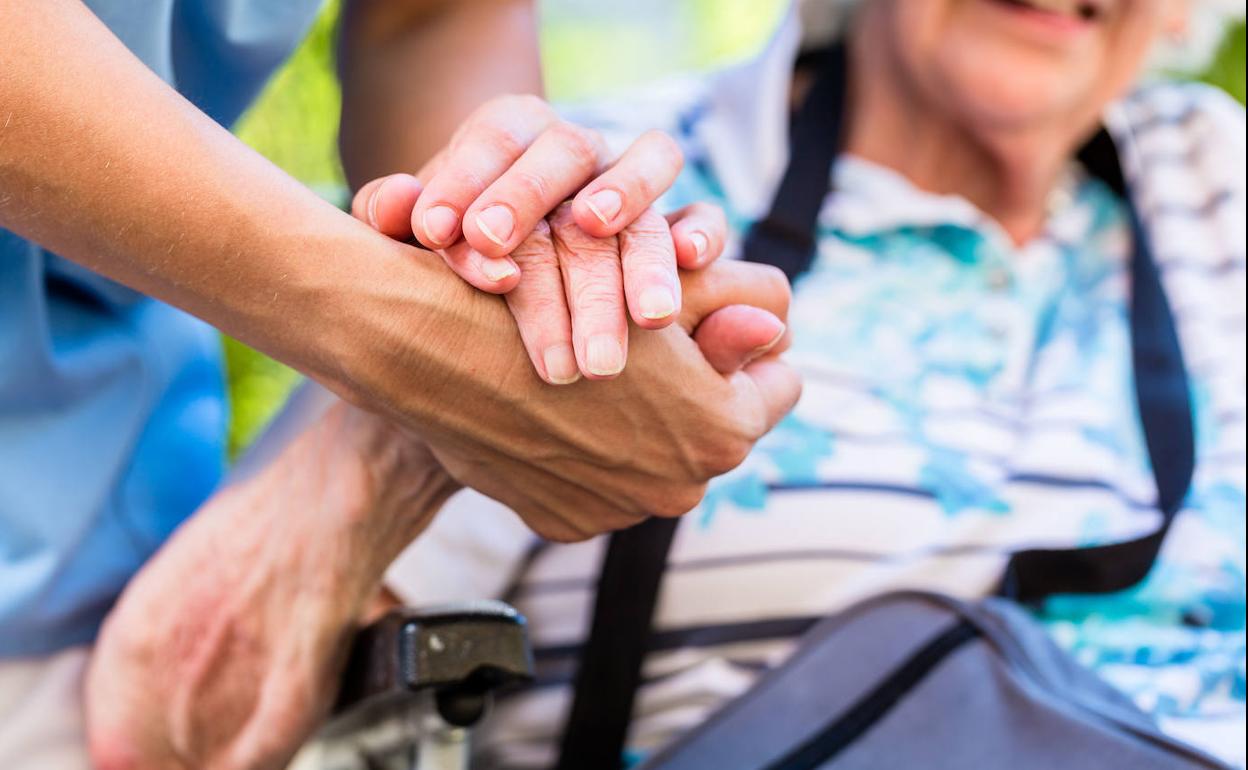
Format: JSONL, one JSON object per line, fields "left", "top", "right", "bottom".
{"left": 357, "top": 0, "right": 1245, "bottom": 766}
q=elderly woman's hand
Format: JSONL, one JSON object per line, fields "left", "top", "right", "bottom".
{"left": 349, "top": 94, "right": 728, "bottom": 383}
{"left": 84, "top": 402, "right": 459, "bottom": 770}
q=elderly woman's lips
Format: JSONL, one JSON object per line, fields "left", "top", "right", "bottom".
{"left": 995, "top": 0, "right": 1103, "bottom": 20}
{"left": 999, "top": 0, "right": 1103, "bottom": 17}
{"left": 986, "top": 0, "right": 1104, "bottom": 34}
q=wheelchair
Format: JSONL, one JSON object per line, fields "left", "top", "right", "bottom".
{"left": 293, "top": 600, "right": 533, "bottom": 770}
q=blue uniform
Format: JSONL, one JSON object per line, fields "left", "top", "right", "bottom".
{"left": 0, "top": 0, "right": 323, "bottom": 657}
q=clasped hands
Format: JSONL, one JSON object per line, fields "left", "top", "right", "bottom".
{"left": 85, "top": 96, "right": 800, "bottom": 770}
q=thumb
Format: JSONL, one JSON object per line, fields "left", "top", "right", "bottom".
{"left": 693, "top": 305, "right": 789, "bottom": 374}
{"left": 678, "top": 261, "right": 791, "bottom": 333}
{"left": 350, "top": 173, "right": 423, "bottom": 240}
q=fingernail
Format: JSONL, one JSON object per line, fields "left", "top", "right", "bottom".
{"left": 585, "top": 334, "right": 625, "bottom": 376}
{"left": 423, "top": 206, "right": 459, "bottom": 246}
{"left": 746, "top": 322, "right": 787, "bottom": 363}
{"left": 638, "top": 285, "right": 676, "bottom": 320}
{"left": 481, "top": 257, "right": 517, "bottom": 282}
{"left": 366, "top": 184, "right": 383, "bottom": 228}
{"left": 689, "top": 231, "right": 709, "bottom": 260}
{"left": 542, "top": 344, "right": 581, "bottom": 385}
{"left": 475, "top": 206, "right": 515, "bottom": 246}
{"left": 584, "top": 189, "right": 623, "bottom": 226}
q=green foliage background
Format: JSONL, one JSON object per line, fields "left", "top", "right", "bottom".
{"left": 226, "top": 2, "right": 1247, "bottom": 458}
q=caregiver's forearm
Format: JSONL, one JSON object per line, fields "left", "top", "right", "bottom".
{"left": 0, "top": 0, "right": 456, "bottom": 396}
{"left": 338, "top": 0, "right": 542, "bottom": 186}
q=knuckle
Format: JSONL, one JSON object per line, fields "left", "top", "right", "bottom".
{"left": 537, "top": 519, "right": 586, "bottom": 544}
{"left": 622, "top": 208, "right": 673, "bottom": 241}
{"left": 584, "top": 125, "right": 606, "bottom": 143}
{"left": 700, "top": 436, "right": 752, "bottom": 477}
{"left": 756, "top": 263, "right": 792, "bottom": 306}
{"left": 564, "top": 239, "right": 624, "bottom": 270}
{"left": 507, "top": 168, "right": 552, "bottom": 206}
{"left": 634, "top": 483, "right": 672, "bottom": 513}
{"left": 619, "top": 214, "right": 676, "bottom": 264}
{"left": 651, "top": 482, "right": 707, "bottom": 518}
{"left": 88, "top": 733, "right": 142, "bottom": 770}
{"left": 512, "top": 219, "right": 556, "bottom": 258}
{"left": 548, "top": 121, "right": 601, "bottom": 173}
{"left": 569, "top": 278, "right": 623, "bottom": 315}
{"left": 477, "top": 93, "right": 545, "bottom": 123}
{"left": 484, "top": 122, "right": 529, "bottom": 162}
{"left": 632, "top": 174, "right": 660, "bottom": 204}
{"left": 560, "top": 230, "right": 620, "bottom": 262}
{"left": 531, "top": 217, "right": 553, "bottom": 239}
{"left": 772, "top": 273, "right": 794, "bottom": 313}
{"left": 642, "top": 129, "right": 684, "bottom": 173}
{"left": 540, "top": 503, "right": 623, "bottom": 543}
{"left": 605, "top": 509, "right": 649, "bottom": 533}
{"left": 688, "top": 201, "right": 728, "bottom": 232}
{"left": 516, "top": 291, "right": 568, "bottom": 326}
{"left": 508, "top": 93, "right": 554, "bottom": 119}
{"left": 549, "top": 200, "right": 580, "bottom": 229}
{"left": 742, "top": 409, "right": 772, "bottom": 443}
{"left": 555, "top": 227, "right": 621, "bottom": 264}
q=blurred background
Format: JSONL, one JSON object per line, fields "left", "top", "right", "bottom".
{"left": 226, "top": 0, "right": 1247, "bottom": 458}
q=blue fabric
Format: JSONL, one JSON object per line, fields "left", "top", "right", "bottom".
{"left": 0, "top": 0, "right": 323, "bottom": 657}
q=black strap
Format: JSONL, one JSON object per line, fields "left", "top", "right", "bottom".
{"left": 554, "top": 516, "right": 680, "bottom": 770}
{"left": 558, "top": 43, "right": 1194, "bottom": 767}
{"left": 744, "top": 43, "right": 849, "bottom": 283}
{"left": 999, "top": 132, "right": 1195, "bottom": 601}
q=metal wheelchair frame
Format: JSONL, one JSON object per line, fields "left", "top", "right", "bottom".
{"left": 294, "top": 600, "right": 533, "bottom": 770}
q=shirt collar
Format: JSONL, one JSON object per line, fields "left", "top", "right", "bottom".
{"left": 825, "top": 154, "right": 1098, "bottom": 253}
{"left": 825, "top": 155, "right": 989, "bottom": 236}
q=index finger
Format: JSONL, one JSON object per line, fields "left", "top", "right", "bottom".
{"left": 570, "top": 130, "right": 684, "bottom": 238}
{"left": 411, "top": 95, "right": 557, "bottom": 249}
{"left": 350, "top": 173, "right": 422, "bottom": 239}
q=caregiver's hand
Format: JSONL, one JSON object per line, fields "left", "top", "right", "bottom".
{"left": 369, "top": 204, "right": 797, "bottom": 542}
{"left": 1, "top": 0, "right": 799, "bottom": 549}
{"left": 349, "top": 95, "right": 726, "bottom": 382}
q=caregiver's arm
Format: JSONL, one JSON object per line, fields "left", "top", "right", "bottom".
{"left": 0, "top": 0, "right": 801, "bottom": 535}
{"left": 0, "top": 0, "right": 453, "bottom": 388}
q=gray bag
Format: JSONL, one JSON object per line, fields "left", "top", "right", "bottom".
{"left": 639, "top": 592, "right": 1228, "bottom": 770}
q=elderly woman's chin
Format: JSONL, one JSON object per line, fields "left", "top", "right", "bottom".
{"left": 934, "top": 47, "right": 1113, "bottom": 133}
{"left": 876, "top": 0, "right": 1173, "bottom": 134}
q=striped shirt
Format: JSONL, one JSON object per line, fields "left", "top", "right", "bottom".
{"left": 385, "top": 19, "right": 1247, "bottom": 769}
